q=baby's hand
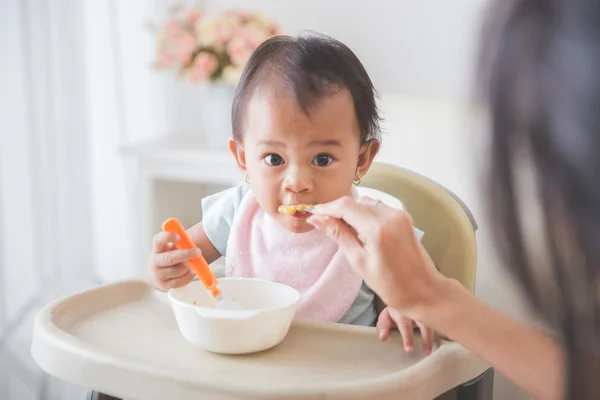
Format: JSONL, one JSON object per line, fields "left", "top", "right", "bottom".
{"left": 377, "top": 306, "right": 434, "bottom": 355}
{"left": 149, "top": 232, "right": 200, "bottom": 292}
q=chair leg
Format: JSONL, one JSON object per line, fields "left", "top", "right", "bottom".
{"left": 456, "top": 368, "right": 495, "bottom": 400}
{"left": 436, "top": 368, "right": 495, "bottom": 400}
{"left": 86, "top": 390, "right": 123, "bottom": 400}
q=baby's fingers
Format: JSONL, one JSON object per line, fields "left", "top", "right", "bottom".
{"left": 156, "top": 263, "right": 190, "bottom": 281}
{"left": 154, "top": 248, "right": 201, "bottom": 268}
{"left": 417, "top": 322, "right": 435, "bottom": 355}
{"left": 152, "top": 232, "right": 181, "bottom": 252}
{"left": 152, "top": 263, "right": 192, "bottom": 292}
{"left": 376, "top": 307, "right": 394, "bottom": 341}
{"left": 167, "top": 269, "right": 194, "bottom": 289}
{"left": 390, "top": 310, "right": 414, "bottom": 352}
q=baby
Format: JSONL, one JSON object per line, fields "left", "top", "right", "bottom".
{"left": 150, "top": 33, "right": 425, "bottom": 341}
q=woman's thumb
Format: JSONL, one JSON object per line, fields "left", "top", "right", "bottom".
{"left": 308, "top": 215, "right": 364, "bottom": 265}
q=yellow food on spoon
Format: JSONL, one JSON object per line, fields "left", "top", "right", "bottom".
{"left": 278, "top": 204, "right": 314, "bottom": 215}
{"left": 278, "top": 205, "right": 297, "bottom": 215}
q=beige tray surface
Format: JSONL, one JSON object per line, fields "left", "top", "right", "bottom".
{"left": 32, "top": 280, "right": 489, "bottom": 400}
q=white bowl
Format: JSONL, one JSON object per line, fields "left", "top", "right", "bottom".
{"left": 169, "top": 278, "right": 300, "bottom": 354}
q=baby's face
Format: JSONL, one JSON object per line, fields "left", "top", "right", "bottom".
{"left": 231, "top": 85, "right": 375, "bottom": 233}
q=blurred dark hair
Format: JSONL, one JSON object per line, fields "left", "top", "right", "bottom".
{"left": 480, "top": 0, "right": 600, "bottom": 398}
{"left": 231, "top": 32, "right": 381, "bottom": 144}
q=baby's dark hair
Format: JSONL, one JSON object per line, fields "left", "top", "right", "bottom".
{"left": 231, "top": 32, "right": 381, "bottom": 144}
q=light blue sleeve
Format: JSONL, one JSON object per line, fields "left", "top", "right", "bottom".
{"left": 414, "top": 227, "right": 425, "bottom": 241}
{"left": 201, "top": 183, "right": 251, "bottom": 257}
{"left": 340, "top": 282, "right": 377, "bottom": 326}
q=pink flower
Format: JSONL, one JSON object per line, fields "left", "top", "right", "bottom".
{"left": 187, "top": 52, "right": 218, "bottom": 82}
{"left": 196, "top": 13, "right": 237, "bottom": 47}
{"left": 213, "top": 14, "right": 240, "bottom": 45}
{"left": 175, "top": 33, "right": 197, "bottom": 64}
{"left": 156, "top": 10, "right": 282, "bottom": 84}
{"left": 215, "top": 23, "right": 234, "bottom": 44}
{"left": 227, "top": 27, "right": 265, "bottom": 66}
{"left": 166, "top": 19, "right": 182, "bottom": 38}
{"left": 224, "top": 10, "right": 243, "bottom": 21}
{"left": 158, "top": 50, "right": 173, "bottom": 68}
{"left": 239, "top": 12, "right": 251, "bottom": 23}
{"left": 187, "top": 10, "right": 200, "bottom": 23}
{"left": 226, "top": 35, "right": 251, "bottom": 66}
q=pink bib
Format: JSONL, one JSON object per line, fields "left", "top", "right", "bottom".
{"left": 225, "top": 190, "right": 363, "bottom": 322}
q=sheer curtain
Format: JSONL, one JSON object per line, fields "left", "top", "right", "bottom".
{"left": 0, "top": 0, "right": 93, "bottom": 397}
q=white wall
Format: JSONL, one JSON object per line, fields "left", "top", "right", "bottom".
{"left": 203, "top": 0, "right": 490, "bottom": 98}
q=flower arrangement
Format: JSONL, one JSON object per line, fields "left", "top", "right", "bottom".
{"left": 154, "top": 5, "right": 283, "bottom": 85}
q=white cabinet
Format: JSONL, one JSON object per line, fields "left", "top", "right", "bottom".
{"left": 122, "top": 136, "right": 242, "bottom": 277}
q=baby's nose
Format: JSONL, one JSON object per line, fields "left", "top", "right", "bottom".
{"left": 282, "top": 168, "right": 313, "bottom": 193}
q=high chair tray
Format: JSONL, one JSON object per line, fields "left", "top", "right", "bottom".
{"left": 32, "top": 280, "right": 488, "bottom": 400}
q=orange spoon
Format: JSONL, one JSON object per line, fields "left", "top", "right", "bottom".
{"left": 162, "top": 218, "right": 239, "bottom": 310}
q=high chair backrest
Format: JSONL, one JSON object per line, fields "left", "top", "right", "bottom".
{"left": 361, "top": 163, "right": 478, "bottom": 294}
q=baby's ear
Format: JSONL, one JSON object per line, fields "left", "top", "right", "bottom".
{"left": 356, "top": 139, "right": 380, "bottom": 177}
{"left": 229, "top": 139, "right": 247, "bottom": 172}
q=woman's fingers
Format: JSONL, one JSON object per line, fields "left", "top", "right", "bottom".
{"left": 314, "top": 196, "right": 417, "bottom": 249}
{"left": 307, "top": 215, "right": 365, "bottom": 266}
{"left": 313, "top": 196, "right": 381, "bottom": 230}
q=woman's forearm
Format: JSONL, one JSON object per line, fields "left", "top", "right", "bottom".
{"left": 418, "top": 279, "right": 565, "bottom": 400}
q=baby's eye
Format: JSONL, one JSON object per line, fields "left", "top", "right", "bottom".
{"left": 312, "top": 154, "right": 333, "bottom": 167}
{"left": 264, "top": 154, "right": 285, "bottom": 166}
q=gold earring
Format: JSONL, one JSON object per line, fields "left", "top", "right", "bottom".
{"left": 245, "top": 173, "right": 250, "bottom": 183}
{"left": 353, "top": 176, "right": 362, "bottom": 185}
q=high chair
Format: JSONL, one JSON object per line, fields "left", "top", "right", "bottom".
{"left": 33, "top": 162, "right": 492, "bottom": 400}
{"left": 361, "top": 162, "right": 493, "bottom": 399}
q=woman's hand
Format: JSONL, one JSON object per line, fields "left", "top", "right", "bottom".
{"left": 308, "top": 196, "right": 446, "bottom": 322}
{"left": 309, "top": 196, "right": 565, "bottom": 400}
